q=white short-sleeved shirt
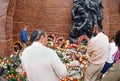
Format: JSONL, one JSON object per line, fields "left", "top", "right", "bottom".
{"left": 106, "top": 42, "right": 118, "bottom": 63}
{"left": 21, "top": 42, "right": 67, "bottom": 81}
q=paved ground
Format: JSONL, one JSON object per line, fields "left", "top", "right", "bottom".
{"left": 101, "top": 60, "right": 120, "bottom": 81}
{"left": 0, "top": 76, "right": 7, "bottom": 81}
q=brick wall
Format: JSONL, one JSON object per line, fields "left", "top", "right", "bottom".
{"left": 102, "top": 0, "right": 120, "bottom": 37}
{"left": 108, "top": 0, "right": 120, "bottom": 37}
{"left": 102, "top": 0, "right": 109, "bottom": 36}
{"left": 0, "top": 0, "right": 9, "bottom": 56}
{"left": 13, "top": 0, "right": 73, "bottom": 41}
{"left": 6, "top": 0, "right": 16, "bottom": 55}
{"left": 13, "top": 0, "right": 120, "bottom": 41}
{"left": 0, "top": 0, "right": 16, "bottom": 56}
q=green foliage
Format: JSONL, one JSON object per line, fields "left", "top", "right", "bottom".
{"left": 0, "top": 54, "right": 26, "bottom": 81}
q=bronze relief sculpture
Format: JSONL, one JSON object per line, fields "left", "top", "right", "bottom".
{"left": 69, "top": 0, "right": 103, "bottom": 43}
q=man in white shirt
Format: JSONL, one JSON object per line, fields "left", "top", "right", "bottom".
{"left": 21, "top": 29, "right": 67, "bottom": 81}
{"left": 84, "top": 24, "right": 109, "bottom": 81}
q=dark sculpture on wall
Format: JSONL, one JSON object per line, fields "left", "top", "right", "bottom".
{"left": 69, "top": 0, "right": 103, "bottom": 43}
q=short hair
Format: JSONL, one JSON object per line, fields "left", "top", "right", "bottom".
{"left": 30, "top": 29, "right": 45, "bottom": 43}
{"left": 24, "top": 25, "right": 28, "bottom": 28}
{"left": 94, "top": 24, "right": 103, "bottom": 32}
{"left": 115, "top": 30, "right": 120, "bottom": 47}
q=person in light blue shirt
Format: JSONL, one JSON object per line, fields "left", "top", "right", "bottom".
{"left": 20, "top": 26, "right": 28, "bottom": 47}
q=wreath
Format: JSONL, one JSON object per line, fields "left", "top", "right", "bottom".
{"left": 47, "top": 41, "right": 55, "bottom": 49}
{"left": 77, "top": 35, "right": 89, "bottom": 46}
{"left": 61, "top": 70, "right": 83, "bottom": 81}
{"left": 47, "top": 34, "right": 56, "bottom": 42}
{"left": 66, "top": 44, "right": 78, "bottom": 50}
{"left": 58, "top": 40, "right": 70, "bottom": 51}
{"left": 56, "top": 37, "right": 65, "bottom": 47}
{"left": 13, "top": 41, "right": 23, "bottom": 52}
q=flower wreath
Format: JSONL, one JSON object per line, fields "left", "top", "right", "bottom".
{"left": 57, "top": 40, "right": 70, "bottom": 51}
{"left": 13, "top": 41, "right": 23, "bottom": 50}
{"left": 77, "top": 45, "right": 87, "bottom": 53}
{"left": 77, "top": 35, "right": 89, "bottom": 45}
{"left": 47, "top": 41, "right": 54, "bottom": 48}
{"left": 56, "top": 37, "right": 65, "bottom": 46}
{"left": 47, "top": 34, "right": 56, "bottom": 42}
{"left": 66, "top": 44, "right": 78, "bottom": 49}
{"left": 61, "top": 70, "right": 83, "bottom": 81}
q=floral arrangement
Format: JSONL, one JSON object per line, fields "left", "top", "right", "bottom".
{"left": 0, "top": 55, "right": 26, "bottom": 81}
{"left": 0, "top": 34, "right": 90, "bottom": 81}
{"left": 77, "top": 35, "right": 90, "bottom": 45}
{"left": 13, "top": 41, "right": 23, "bottom": 53}
{"left": 47, "top": 34, "right": 90, "bottom": 81}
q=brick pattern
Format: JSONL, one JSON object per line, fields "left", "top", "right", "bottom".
{"left": 108, "top": 0, "right": 120, "bottom": 37}
{"left": 102, "top": 0, "right": 109, "bottom": 36}
{"left": 0, "top": 0, "right": 9, "bottom": 56}
{"left": 5, "top": 0, "right": 16, "bottom": 56}
{"left": 12, "top": 0, "right": 120, "bottom": 41}
{"left": 0, "top": 0, "right": 16, "bottom": 56}
{"left": 13, "top": 0, "right": 73, "bottom": 41}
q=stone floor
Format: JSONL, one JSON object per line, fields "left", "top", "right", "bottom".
{"left": 101, "top": 60, "right": 120, "bottom": 81}
{"left": 0, "top": 76, "right": 7, "bottom": 81}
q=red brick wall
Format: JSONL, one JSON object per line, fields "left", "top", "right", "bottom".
{"left": 13, "top": 0, "right": 73, "bottom": 41}
{"left": 13, "top": 0, "right": 120, "bottom": 41}
{"left": 0, "top": 0, "right": 16, "bottom": 56}
{"left": 0, "top": 0, "right": 9, "bottom": 56}
{"left": 108, "top": 0, "right": 120, "bottom": 37}
{"left": 102, "top": 0, "right": 120, "bottom": 37}
{"left": 102, "top": 0, "right": 109, "bottom": 36}
{"left": 6, "top": 0, "right": 16, "bottom": 55}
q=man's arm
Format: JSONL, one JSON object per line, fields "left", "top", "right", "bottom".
{"left": 51, "top": 51, "right": 68, "bottom": 78}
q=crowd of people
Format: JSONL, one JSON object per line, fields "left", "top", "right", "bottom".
{"left": 18, "top": 24, "right": 120, "bottom": 81}
{"left": 0, "top": 24, "right": 119, "bottom": 81}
